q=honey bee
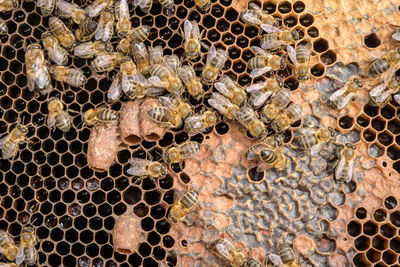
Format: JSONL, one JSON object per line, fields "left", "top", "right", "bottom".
{"left": 49, "top": 16, "right": 76, "bottom": 50}
{"left": 50, "top": 65, "right": 87, "bottom": 87}
{"left": 148, "top": 106, "right": 183, "bottom": 128}
{"left": 56, "top": 0, "right": 87, "bottom": 25}
{"left": 263, "top": 253, "right": 284, "bottom": 267}
{"left": 214, "top": 75, "right": 247, "bottom": 106}
{"left": 95, "top": 7, "right": 115, "bottom": 42}
{"left": 127, "top": 158, "right": 167, "bottom": 178}
{"left": 246, "top": 143, "right": 288, "bottom": 172}
{"left": 75, "top": 18, "right": 98, "bottom": 42}
{"left": 115, "top": 0, "right": 131, "bottom": 37}
{"left": 150, "top": 55, "right": 184, "bottom": 95}
{"left": 160, "top": 94, "right": 192, "bottom": 119}
{"left": 91, "top": 52, "right": 124, "bottom": 72}
{"left": 149, "top": 45, "right": 164, "bottom": 65}
{"left": 0, "top": 20, "right": 8, "bottom": 35}
{"left": 287, "top": 44, "right": 311, "bottom": 80}
{"left": 159, "top": 0, "right": 173, "bottom": 9}
{"left": 292, "top": 127, "right": 334, "bottom": 157}
{"left": 195, "top": 0, "right": 211, "bottom": 11}
{"left": 335, "top": 143, "right": 356, "bottom": 183}
{"left": 328, "top": 77, "right": 363, "bottom": 109}
{"left": 260, "top": 25, "right": 299, "bottom": 51}
{"left": 368, "top": 48, "right": 400, "bottom": 76}
{"left": 178, "top": 64, "right": 204, "bottom": 100}
{"left": 181, "top": 20, "right": 204, "bottom": 60}
{"left": 248, "top": 46, "right": 286, "bottom": 78}
{"left": 184, "top": 110, "right": 217, "bottom": 136}
{"left": 164, "top": 141, "right": 200, "bottom": 166}
{"left": 168, "top": 188, "right": 199, "bottom": 223}
{"left": 240, "top": 3, "right": 278, "bottom": 28}
{"left": 0, "top": 229, "right": 19, "bottom": 261}
{"left": 277, "top": 244, "right": 299, "bottom": 267}
{"left": 244, "top": 258, "right": 262, "bottom": 267}
{"left": 235, "top": 105, "right": 268, "bottom": 140}
{"left": 118, "top": 25, "right": 150, "bottom": 54}
{"left": 271, "top": 103, "right": 302, "bottom": 133}
{"left": 215, "top": 238, "right": 246, "bottom": 267}
{"left": 41, "top": 31, "right": 68, "bottom": 66}
{"left": 85, "top": 0, "right": 112, "bottom": 18}
{"left": 132, "top": 42, "right": 151, "bottom": 75}
{"left": 208, "top": 92, "right": 240, "bottom": 120}
{"left": 246, "top": 77, "right": 283, "bottom": 108}
{"left": 47, "top": 97, "right": 73, "bottom": 132}
{"left": 36, "top": 0, "right": 55, "bottom": 16}
{"left": 83, "top": 106, "right": 119, "bottom": 127}
{"left": 15, "top": 227, "right": 38, "bottom": 266}
{"left": 133, "top": 0, "right": 152, "bottom": 13}
{"left": 25, "top": 43, "right": 53, "bottom": 96}
{"left": 0, "top": 123, "right": 29, "bottom": 160}
{"left": 74, "top": 40, "right": 113, "bottom": 58}
{"left": 369, "top": 73, "right": 400, "bottom": 106}
{"left": 201, "top": 45, "right": 228, "bottom": 85}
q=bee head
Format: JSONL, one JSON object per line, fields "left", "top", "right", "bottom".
{"left": 276, "top": 77, "right": 283, "bottom": 87}
{"left": 328, "top": 127, "right": 335, "bottom": 137}
{"left": 354, "top": 78, "right": 363, "bottom": 87}
{"left": 280, "top": 56, "right": 286, "bottom": 70}
{"left": 291, "top": 30, "right": 299, "bottom": 40}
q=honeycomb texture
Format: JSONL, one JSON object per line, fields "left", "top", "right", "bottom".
{"left": 0, "top": 0, "right": 399, "bottom": 266}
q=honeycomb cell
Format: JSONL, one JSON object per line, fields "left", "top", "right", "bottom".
{"left": 387, "top": 119, "right": 400, "bottom": 134}
{"left": 383, "top": 250, "right": 396, "bottom": 265}
{"left": 311, "top": 63, "right": 325, "bottom": 77}
{"left": 363, "top": 129, "right": 376, "bottom": 143}
{"left": 278, "top": 1, "right": 292, "bottom": 13}
{"left": 338, "top": 115, "right": 354, "bottom": 129}
{"left": 202, "top": 14, "right": 215, "bottom": 28}
{"left": 313, "top": 38, "right": 329, "bottom": 53}
{"left": 366, "top": 248, "right": 381, "bottom": 263}
{"left": 371, "top": 117, "right": 386, "bottom": 132}
{"left": 364, "top": 33, "right": 381, "bottom": 48}
{"left": 348, "top": 220, "right": 361, "bottom": 237}
{"left": 373, "top": 235, "right": 389, "bottom": 250}
{"left": 320, "top": 50, "right": 337, "bottom": 65}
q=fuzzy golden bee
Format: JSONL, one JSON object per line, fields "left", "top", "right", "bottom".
{"left": 115, "top": 0, "right": 131, "bottom": 36}
{"left": 208, "top": 92, "right": 240, "bottom": 120}
{"left": 184, "top": 110, "right": 217, "bottom": 136}
{"left": 181, "top": 20, "right": 204, "bottom": 60}
{"left": 292, "top": 127, "right": 334, "bottom": 157}
{"left": 133, "top": 0, "right": 152, "bottom": 13}
{"left": 235, "top": 105, "right": 268, "bottom": 140}
{"left": 168, "top": 188, "right": 199, "bottom": 223}
{"left": 201, "top": 45, "right": 228, "bottom": 85}
{"left": 56, "top": 0, "right": 87, "bottom": 25}
{"left": 47, "top": 97, "right": 73, "bottom": 132}
{"left": 368, "top": 48, "right": 400, "bottom": 76}
{"left": 246, "top": 143, "right": 288, "bottom": 172}
{"left": 248, "top": 46, "right": 286, "bottom": 78}
{"left": 370, "top": 72, "right": 400, "bottom": 106}
{"left": 83, "top": 106, "right": 119, "bottom": 127}
{"left": 164, "top": 141, "right": 200, "bottom": 165}
{"left": 118, "top": 25, "right": 150, "bottom": 54}
{"left": 271, "top": 103, "right": 302, "bottom": 133}
{"left": 0, "top": 229, "right": 19, "bottom": 261}
{"left": 277, "top": 244, "right": 299, "bottom": 267}
{"left": 95, "top": 7, "right": 115, "bottom": 42}
{"left": 260, "top": 25, "right": 299, "bottom": 51}
{"left": 42, "top": 31, "right": 68, "bottom": 66}
{"left": 195, "top": 0, "right": 211, "bottom": 11}
{"left": 36, "top": 0, "right": 54, "bottom": 16}
{"left": 158, "top": 0, "right": 173, "bottom": 9}
{"left": 49, "top": 16, "right": 76, "bottom": 50}
{"left": 240, "top": 3, "right": 278, "bottom": 28}
{"left": 215, "top": 238, "right": 246, "bottom": 267}
{"left": 50, "top": 65, "right": 87, "bottom": 87}
{"left": 25, "top": 43, "right": 53, "bottom": 96}
{"left": 75, "top": 18, "right": 98, "bottom": 42}
{"left": 85, "top": 0, "right": 113, "bottom": 18}
{"left": 150, "top": 55, "right": 184, "bottom": 95}
{"left": 244, "top": 258, "right": 263, "bottom": 267}
{"left": 15, "top": 227, "right": 38, "bottom": 266}
{"left": 335, "top": 143, "right": 356, "bottom": 183}
{"left": 91, "top": 52, "right": 124, "bottom": 72}
{"left": 246, "top": 77, "right": 283, "bottom": 108}
{"left": 149, "top": 45, "right": 164, "bottom": 65}
{"left": 178, "top": 64, "right": 204, "bottom": 100}
{"left": 127, "top": 158, "right": 167, "bottom": 178}
{"left": 0, "top": 123, "right": 29, "bottom": 160}
{"left": 287, "top": 44, "right": 311, "bottom": 80}
{"left": 329, "top": 77, "right": 363, "bottom": 109}
{"left": 260, "top": 88, "right": 291, "bottom": 123}
{"left": 132, "top": 42, "right": 151, "bottom": 75}
{"left": 214, "top": 75, "right": 247, "bottom": 106}
{"left": 74, "top": 40, "right": 113, "bottom": 58}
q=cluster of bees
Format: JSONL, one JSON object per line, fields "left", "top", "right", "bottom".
{"left": 0, "top": 228, "right": 38, "bottom": 266}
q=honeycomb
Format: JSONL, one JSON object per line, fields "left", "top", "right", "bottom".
{"left": 0, "top": 0, "right": 399, "bottom": 266}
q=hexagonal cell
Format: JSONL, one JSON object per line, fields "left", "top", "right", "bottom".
{"left": 357, "top": 114, "right": 370, "bottom": 127}
{"left": 390, "top": 210, "right": 400, "bottom": 226}
{"left": 216, "top": 18, "right": 230, "bottom": 32}
{"left": 364, "top": 33, "right": 381, "bottom": 48}
{"left": 364, "top": 129, "right": 377, "bottom": 143}
{"left": 366, "top": 248, "right": 381, "bottom": 263}
{"left": 364, "top": 104, "right": 379, "bottom": 117}
{"left": 202, "top": 14, "right": 215, "bottom": 28}
{"left": 380, "top": 223, "right": 396, "bottom": 238}
{"left": 231, "top": 22, "right": 244, "bottom": 35}
{"left": 363, "top": 221, "right": 378, "bottom": 236}
{"left": 338, "top": 115, "right": 354, "bottom": 129}
{"left": 383, "top": 196, "right": 397, "bottom": 210}
{"left": 320, "top": 50, "right": 337, "bottom": 65}
{"left": 284, "top": 15, "right": 298, "bottom": 27}
{"left": 374, "top": 208, "right": 387, "bottom": 222}
{"left": 311, "top": 63, "right": 325, "bottom": 77}
{"left": 207, "top": 29, "right": 220, "bottom": 42}
{"left": 372, "top": 235, "right": 388, "bottom": 250}
{"left": 353, "top": 253, "right": 370, "bottom": 266}
{"left": 347, "top": 220, "right": 361, "bottom": 237}
{"left": 388, "top": 119, "right": 400, "bottom": 135}
{"left": 371, "top": 117, "right": 386, "bottom": 132}
{"left": 382, "top": 249, "right": 396, "bottom": 265}
{"left": 278, "top": 1, "right": 292, "bottom": 13}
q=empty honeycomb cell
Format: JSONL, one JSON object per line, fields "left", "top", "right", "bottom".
{"left": 357, "top": 114, "right": 370, "bottom": 127}
{"left": 72, "top": 243, "right": 85, "bottom": 257}
{"left": 374, "top": 209, "right": 387, "bottom": 222}
{"left": 222, "top": 32, "right": 235, "bottom": 45}
{"left": 236, "top": 35, "right": 249, "bottom": 48}
{"left": 148, "top": 231, "right": 161, "bottom": 246}
{"left": 388, "top": 119, "right": 400, "bottom": 134}
{"left": 372, "top": 117, "right": 386, "bottom": 131}
{"left": 247, "top": 167, "right": 265, "bottom": 182}
{"left": 378, "top": 131, "right": 393, "bottom": 146}
{"left": 364, "top": 33, "right": 381, "bottom": 48}
{"left": 320, "top": 50, "right": 337, "bottom": 65}
{"left": 128, "top": 253, "right": 142, "bottom": 267}
{"left": 363, "top": 129, "right": 377, "bottom": 142}
{"left": 381, "top": 104, "right": 395, "bottom": 119}
{"left": 380, "top": 223, "right": 396, "bottom": 238}
{"left": 278, "top": 1, "right": 292, "bottom": 13}
{"left": 18, "top": 23, "right": 31, "bottom": 36}
{"left": 313, "top": 38, "right": 329, "bottom": 53}
{"left": 202, "top": 14, "right": 215, "bottom": 28}
{"left": 284, "top": 15, "right": 298, "bottom": 27}
{"left": 231, "top": 22, "right": 244, "bottom": 35}
{"left": 353, "top": 253, "right": 369, "bottom": 265}
{"left": 338, "top": 115, "right": 354, "bottom": 129}
{"left": 373, "top": 235, "right": 389, "bottom": 250}
{"left": 390, "top": 211, "right": 400, "bottom": 227}
{"left": 311, "top": 63, "right": 325, "bottom": 77}
{"left": 139, "top": 242, "right": 152, "bottom": 257}
{"left": 366, "top": 248, "right": 381, "bottom": 263}
{"left": 383, "top": 250, "right": 397, "bottom": 265}
{"left": 217, "top": 18, "right": 230, "bottom": 32}
{"left": 364, "top": 221, "right": 378, "bottom": 236}
{"left": 390, "top": 237, "right": 400, "bottom": 253}
{"left": 293, "top": 1, "right": 306, "bottom": 13}
{"left": 348, "top": 220, "right": 362, "bottom": 237}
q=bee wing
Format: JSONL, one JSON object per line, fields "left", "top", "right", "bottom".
{"left": 392, "top": 31, "right": 400, "bottom": 42}
{"left": 253, "top": 91, "right": 272, "bottom": 107}
{"left": 47, "top": 113, "right": 56, "bottom": 129}
{"left": 74, "top": 42, "right": 95, "bottom": 58}
{"left": 215, "top": 243, "right": 233, "bottom": 261}
{"left": 127, "top": 158, "right": 151, "bottom": 176}
{"left": 177, "top": 67, "right": 192, "bottom": 83}
{"left": 206, "top": 45, "right": 216, "bottom": 65}
{"left": 119, "top": 0, "right": 130, "bottom": 19}
{"left": 159, "top": 96, "right": 175, "bottom": 109}
{"left": 369, "top": 83, "right": 386, "bottom": 97}
{"left": 191, "top": 20, "right": 200, "bottom": 39}
{"left": 250, "top": 67, "right": 272, "bottom": 78}
{"left": 287, "top": 45, "right": 298, "bottom": 65}
{"left": 102, "top": 21, "right": 114, "bottom": 41}
{"left": 261, "top": 39, "right": 285, "bottom": 50}
{"left": 346, "top": 158, "right": 354, "bottom": 183}
{"left": 183, "top": 20, "right": 192, "bottom": 40}
{"left": 185, "top": 115, "right": 205, "bottom": 130}
{"left": 49, "top": 42, "right": 66, "bottom": 65}
{"left": 335, "top": 155, "right": 346, "bottom": 182}
{"left": 329, "top": 87, "right": 347, "bottom": 106}
{"left": 0, "top": 135, "right": 10, "bottom": 150}
{"left": 246, "top": 81, "right": 266, "bottom": 93}
{"left": 208, "top": 93, "right": 230, "bottom": 114}
{"left": 37, "top": 0, "right": 48, "bottom": 7}
{"left": 310, "top": 143, "right": 324, "bottom": 158}
{"left": 394, "top": 93, "right": 400, "bottom": 105}
{"left": 257, "top": 163, "right": 269, "bottom": 172}
{"left": 85, "top": 2, "right": 108, "bottom": 17}
{"left": 108, "top": 76, "right": 122, "bottom": 102}
{"left": 242, "top": 12, "right": 262, "bottom": 25}
{"left": 56, "top": 0, "right": 77, "bottom": 16}
{"left": 248, "top": 2, "right": 262, "bottom": 11}
{"left": 251, "top": 46, "right": 270, "bottom": 57}
{"left": 148, "top": 76, "right": 164, "bottom": 85}
{"left": 15, "top": 243, "right": 25, "bottom": 266}
{"left": 121, "top": 72, "right": 133, "bottom": 93}
{"left": 260, "top": 24, "right": 281, "bottom": 33}
{"left": 214, "top": 81, "right": 232, "bottom": 97}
